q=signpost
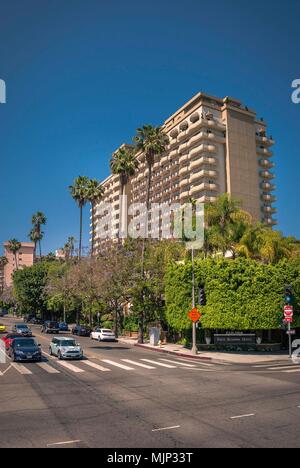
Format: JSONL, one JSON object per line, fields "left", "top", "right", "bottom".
{"left": 284, "top": 305, "right": 294, "bottom": 358}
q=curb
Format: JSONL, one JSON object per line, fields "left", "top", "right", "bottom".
{"left": 134, "top": 343, "right": 212, "bottom": 361}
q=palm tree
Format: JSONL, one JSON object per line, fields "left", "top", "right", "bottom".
{"left": 69, "top": 176, "right": 89, "bottom": 259}
{"left": 31, "top": 212, "right": 47, "bottom": 257}
{"left": 205, "top": 194, "right": 246, "bottom": 257}
{"left": 133, "top": 125, "right": 169, "bottom": 344}
{"left": 86, "top": 179, "right": 105, "bottom": 256}
{"left": 110, "top": 147, "right": 139, "bottom": 240}
{"left": 7, "top": 239, "right": 21, "bottom": 271}
{"left": 0, "top": 256, "right": 8, "bottom": 293}
{"left": 29, "top": 228, "right": 41, "bottom": 258}
{"left": 66, "top": 236, "right": 76, "bottom": 259}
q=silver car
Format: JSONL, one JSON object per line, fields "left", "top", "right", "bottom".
{"left": 49, "top": 336, "right": 83, "bottom": 360}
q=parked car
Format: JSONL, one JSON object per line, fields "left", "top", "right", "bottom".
{"left": 8, "top": 338, "right": 42, "bottom": 362}
{"left": 72, "top": 324, "right": 92, "bottom": 337}
{"left": 29, "top": 317, "right": 43, "bottom": 325}
{"left": 49, "top": 336, "right": 83, "bottom": 360}
{"left": 13, "top": 324, "right": 32, "bottom": 337}
{"left": 58, "top": 322, "right": 69, "bottom": 332}
{"left": 41, "top": 321, "right": 60, "bottom": 334}
{"left": 90, "top": 327, "right": 117, "bottom": 342}
{"left": 1, "top": 333, "right": 21, "bottom": 351}
{"left": 24, "top": 314, "right": 35, "bottom": 323}
{"left": 0, "top": 323, "right": 6, "bottom": 334}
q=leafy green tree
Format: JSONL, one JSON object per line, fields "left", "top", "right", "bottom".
{"left": 13, "top": 262, "right": 49, "bottom": 318}
{"left": 69, "top": 176, "right": 89, "bottom": 259}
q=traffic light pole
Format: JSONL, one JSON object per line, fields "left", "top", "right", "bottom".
{"left": 191, "top": 248, "right": 197, "bottom": 356}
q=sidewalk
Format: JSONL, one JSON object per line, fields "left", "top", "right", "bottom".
{"left": 117, "top": 336, "right": 290, "bottom": 364}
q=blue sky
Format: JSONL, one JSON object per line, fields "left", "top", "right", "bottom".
{"left": 0, "top": 0, "right": 299, "bottom": 254}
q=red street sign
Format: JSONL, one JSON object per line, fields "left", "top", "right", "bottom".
{"left": 285, "top": 317, "right": 293, "bottom": 323}
{"left": 284, "top": 305, "right": 294, "bottom": 318}
{"left": 188, "top": 308, "right": 202, "bottom": 323}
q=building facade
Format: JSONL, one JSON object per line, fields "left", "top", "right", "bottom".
{"left": 92, "top": 92, "right": 276, "bottom": 251}
{"left": 3, "top": 242, "right": 35, "bottom": 288}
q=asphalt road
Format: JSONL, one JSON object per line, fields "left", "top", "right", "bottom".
{"left": 1, "top": 316, "right": 300, "bottom": 448}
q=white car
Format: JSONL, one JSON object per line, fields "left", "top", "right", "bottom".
{"left": 49, "top": 336, "right": 83, "bottom": 360}
{"left": 90, "top": 328, "right": 117, "bottom": 342}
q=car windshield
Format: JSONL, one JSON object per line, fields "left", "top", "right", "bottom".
{"left": 102, "top": 329, "right": 113, "bottom": 333}
{"left": 14, "top": 339, "right": 37, "bottom": 347}
{"left": 60, "top": 340, "right": 76, "bottom": 347}
{"left": 16, "top": 325, "right": 28, "bottom": 329}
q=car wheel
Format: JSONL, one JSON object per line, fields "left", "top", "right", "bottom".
{"left": 58, "top": 351, "right": 63, "bottom": 361}
{"left": 49, "top": 347, "right": 53, "bottom": 356}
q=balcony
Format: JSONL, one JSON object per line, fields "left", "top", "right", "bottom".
{"left": 263, "top": 206, "right": 277, "bottom": 214}
{"left": 190, "top": 183, "right": 218, "bottom": 196}
{"left": 180, "top": 190, "right": 190, "bottom": 199}
{"left": 190, "top": 170, "right": 217, "bottom": 184}
{"left": 260, "top": 159, "right": 275, "bottom": 169}
{"left": 256, "top": 135, "right": 275, "bottom": 147}
{"left": 262, "top": 194, "right": 276, "bottom": 202}
{"left": 179, "top": 154, "right": 189, "bottom": 164}
{"left": 179, "top": 142, "right": 189, "bottom": 153}
{"left": 169, "top": 149, "right": 178, "bottom": 159}
{"left": 179, "top": 178, "right": 190, "bottom": 188}
{"left": 257, "top": 147, "right": 273, "bottom": 158}
{"left": 189, "top": 157, "right": 217, "bottom": 171}
{"left": 264, "top": 217, "right": 277, "bottom": 226}
{"left": 261, "top": 182, "right": 276, "bottom": 191}
{"left": 160, "top": 155, "right": 168, "bottom": 165}
{"left": 178, "top": 131, "right": 187, "bottom": 142}
{"left": 179, "top": 166, "right": 189, "bottom": 176}
{"left": 260, "top": 171, "right": 275, "bottom": 180}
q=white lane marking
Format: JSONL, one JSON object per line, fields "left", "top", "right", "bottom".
{"left": 141, "top": 359, "right": 176, "bottom": 369}
{"left": 122, "top": 359, "right": 156, "bottom": 369}
{"left": 0, "top": 370, "right": 3, "bottom": 376}
{"left": 101, "top": 359, "right": 134, "bottom": 371}
{"left": 159, "top": 358, "right": 195, "bottom": 368}
{"left": 36, "top": 362, "right": 60, "bottom": 374}
{"left": 268, "top": 365, "right": 300, "bottom": 371}
{"left": 284, "top": 369, "right": 300, "bottom": 374}
{"left": 230, "top": 414, "right": 255, "bottom": 420}
{"left": 252, "top": 363, "right": 291, "bottom": 368}
{"left": 81, "top": 360, "right": 111, "bottom": 372}
{"left": 47, "top": 440, "right": 81, "bottom": 447}
{"left": 11, "top": 363, "right": 33, "bottom": 375}
{"left": 152, "top": 425, "right": 181, "bottom": 432}
{"left": 42, "top": 351, "right": 55, "bottom": 360}
{"left": 57, "top": 361, "right": 85, "bottom": 373}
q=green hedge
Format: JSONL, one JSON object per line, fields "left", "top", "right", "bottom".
{"left": 165, "top": 258, "right": 300, "bottom": 331}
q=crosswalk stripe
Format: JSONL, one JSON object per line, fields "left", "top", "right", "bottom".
{"left": 268, "top": 365, "right": 300, "bottom": 371}
{"left": 81, "top": 360, "right": 111, "bottom": 372}
{"left": 121, "top": 359, "right": 156, "bottom": 369}
{"left": 57, "top": 361, "right": 85, "bottom": 373}
{"left": 159, "top": 358, "right": 195, "bottom": 368}
{"left": 36, "top": 362, "right": 60, "bottom": 374}
{"left": 11, "top": 363, "right": 33, "bottom": 375}
{"left": 253, "top": 363, "right": 292, "bottom": 368}
{"left": 284, "top": 369, "right": 300, "bottom": 373}
{"left": 101, "top": 359, "right": 134, "bottom": 370}
{"left": 141, "top": 359, "right": 176, "bottom": 369}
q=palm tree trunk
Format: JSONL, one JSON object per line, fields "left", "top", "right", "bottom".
{"left": 91, "top": 203, "right": 95, "bottom": 256}
{"left": 120, "top": 182, "right": 126, "bottom": 240}
{"left": 79, "top": 205, "right": 83, "bottom": 260}
{"left": 114, "top": 303, "right": 119, "bottom": 338}
{"left": 138, "top": 159, "right": 153, "bottom": 344}
{"left": 39, "top": 239, "right": 42, "bottom": 258}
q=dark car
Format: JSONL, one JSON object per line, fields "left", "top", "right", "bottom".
{"left": 29, "top": 317, "right": 43, "bottom": 325}
{"left": 41, "top": 321, "right": 60, "bottom": 334}
{"left": 8, "top": 338, "right": 42, "bottom": 362}
{"left": 58, "top": 322, "right": 69, "bottom": 332}
{"left": 72, "top": 324, "right": 92, "bottom": 337}
{"left": 12, "top": 323, "right": 33, "bottom": 337}
{"left": 24, "top": 314, "right": 35, "bottom": 323}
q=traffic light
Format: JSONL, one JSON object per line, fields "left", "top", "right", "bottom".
{"left": 198, "top": 287, "right": 206, "bottom": 306}
{"left": 284, "top": 285, "right": 294, "bottom": 305}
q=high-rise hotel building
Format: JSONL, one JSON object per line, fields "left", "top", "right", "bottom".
{"left": 92, "top": 92, "right": 276, "bottom": 251}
